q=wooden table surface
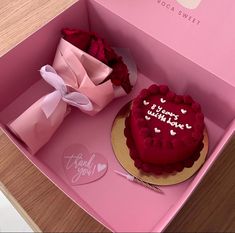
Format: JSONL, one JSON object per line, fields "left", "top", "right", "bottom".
{"left": 0, "top": 1, "right": 235, "bottom": 232}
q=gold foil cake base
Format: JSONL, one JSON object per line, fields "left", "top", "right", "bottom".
{"left": 111, "top": 101, "right": 209, "bottom": 186}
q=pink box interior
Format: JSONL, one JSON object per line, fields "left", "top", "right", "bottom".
{"left": 0, "top": 0, "right": 234, "bottom": 232}
{"left": 94, "top": 0, "right": 235, "bottom": 88}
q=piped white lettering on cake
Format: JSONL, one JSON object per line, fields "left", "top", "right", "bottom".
{"left": 186, "top": 124, "right": 192, "bottom": 129}
{"left": 145, "top": 115, "right": 151, "bottom": 120}
{"left": 144, "top": 101, "right": 193, "bottom": 132}
{"left": 160, "top": 98, "right": 166, "bottom": 103}
{"left": 148, "top": 110, "right": 167, "bottom": 122}
{"left": 154, "top": 127, "right": 161, "bottom": 133}
{"left": 170, "top": 130, "right": 176, "bottom": 136}
{"left": 156, "top": 106, "right": 163, "bottom": 112}
{"left": 151, "top": 104, "right": 157, "bottom": 110}
{"left": 143, "top": 100, "right": 150, "bottom": 106}
{"left": 162, "top": 109, "right": 179, "bottom": 120}
{"left": 167, "top": 117, "right": 184, "bottom": 129}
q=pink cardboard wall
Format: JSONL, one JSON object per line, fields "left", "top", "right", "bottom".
{"left": 88, "top": 0, "right": 235, "bottom": 130}
{"left": 93, "top": 0, "right": 235, "bottom": 88}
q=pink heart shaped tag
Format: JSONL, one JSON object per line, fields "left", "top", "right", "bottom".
{"left": 62, "top": 144, "right": 108, "bottom": 185}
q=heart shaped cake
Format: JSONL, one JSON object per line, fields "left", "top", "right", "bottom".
{"left": 124, "top": 84, "right": 205, "bottom": 174}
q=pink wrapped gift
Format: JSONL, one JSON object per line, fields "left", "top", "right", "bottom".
{"left": 8, "top": 38, "right": 136, "bottom": 154}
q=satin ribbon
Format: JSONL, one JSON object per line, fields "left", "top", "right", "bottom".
{"left": 40, "top": 65, "right": 93, "bottom": 118}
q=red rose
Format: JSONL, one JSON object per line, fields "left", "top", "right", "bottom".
{"left": 62, "top": 28, "right": 91, "bottom": 51}
{"left": 62, "top": 28, "right": 132, "bottom": 93}
{"left": 88, "top": 38, "right": 107, "bottom": 64}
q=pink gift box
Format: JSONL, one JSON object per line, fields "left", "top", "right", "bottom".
{"left": 0, "top": 0, "right": 234, "bottom": 232}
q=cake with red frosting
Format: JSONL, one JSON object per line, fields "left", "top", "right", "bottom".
{"left": 124, "top": 84, "right": 205, "bottom": 174}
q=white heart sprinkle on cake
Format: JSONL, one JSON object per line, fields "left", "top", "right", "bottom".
{"left": 143, "top": 100, "right": 150, "bottom": 106}
{"left": 181, "top": 109, "right": 187, "bottom": 114}
{"left": 145, "top": 116, "right": 151, "bottom": 120}
{"left": 186, "top": 124, "right": 192, "bottom": 129}
{"left": 170, "top": 130, "right": 176, "bottom": 136}
{"left": 154, "top": 127, "right": 161, "bottom": 133}
{"left": 160, "top": 98, "right": 166, "bottom": 103}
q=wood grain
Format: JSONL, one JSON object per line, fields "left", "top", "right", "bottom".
{"left": 0, "top": 182, "right": 41, "bottom": 232}
{"left": 0, "top": 0, "right": 77, "bottom": 56}
{"left": 167, "top": 136, "right": 235, "bottom": 232}
{"left": 0, "top": 1, "right": 235, "bottom": 232}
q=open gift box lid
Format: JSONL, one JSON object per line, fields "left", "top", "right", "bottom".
{"left": 94, "top": 0, "right": 235, "bottom": 88}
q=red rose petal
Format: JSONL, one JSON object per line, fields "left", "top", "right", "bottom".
{"left": 62, "top": 28, "right": 91, "bottom": 51}
{"left": 62, "top": 28, "right": 132, "bottom": 93}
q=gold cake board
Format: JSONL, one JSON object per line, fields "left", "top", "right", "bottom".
{"left": 111, "top": 101, "right": 209, "bottom": 186}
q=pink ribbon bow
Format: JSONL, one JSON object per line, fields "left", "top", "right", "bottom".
{"left": 53, "top": 39, "right": 115, "bottom": 115}
{"left": 40, "top": 65, "right": 93, "bottom": 118}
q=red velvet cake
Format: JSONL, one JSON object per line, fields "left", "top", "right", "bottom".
{"left": 124, "top": 84, "right": 205, "bottom": 174}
